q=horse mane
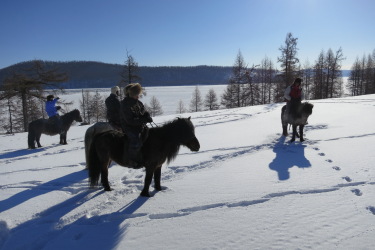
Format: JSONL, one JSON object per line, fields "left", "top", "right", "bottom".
{"left": 61, "top": 109, "right": 80, "bottom": 120}
{"left": 148, "top": 118, "right": 192, "bottom": 164}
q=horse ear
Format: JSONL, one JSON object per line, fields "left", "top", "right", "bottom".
{"left": 188, "top": 117, "right": 191, "bottom": 120}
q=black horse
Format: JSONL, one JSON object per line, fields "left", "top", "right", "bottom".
{"left": 281, "top": 101, "right": 313, "bottom": 142}
{"left": 87, "top": 117, "right": 200, "bottom": 197}
{"left": 28, "top": 109, "right": 83, "bottom": 149}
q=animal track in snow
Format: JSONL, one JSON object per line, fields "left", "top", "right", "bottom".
{"left": 351, "top": 189, "right": 362, "bottom": 196}
{"left": 342, "top": 176, "right": 352, "bottom": 182}
{"left": 332, "top": 166, "right": 341, "bottom": 171}
{"left": 366, "top": 206, "right": 375, "bottom": 215}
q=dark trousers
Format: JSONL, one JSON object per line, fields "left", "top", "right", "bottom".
{"left": 125, "top": 131, "right": 142, "bottom": 161}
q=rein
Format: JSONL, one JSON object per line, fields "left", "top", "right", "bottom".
{"left": 148, "top": 122, "right": 159, "bottom": 128}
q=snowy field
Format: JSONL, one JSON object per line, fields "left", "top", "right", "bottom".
{"left": 0, "top": 90, "right": 375, "bottom": 249}
{"left": 59, "top": 85, "right": 228, "bottom": 116}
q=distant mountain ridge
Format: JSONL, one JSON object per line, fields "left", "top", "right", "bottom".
{"left": 0, "top": 60, "right": 351, "bottom": 89}
{"left": 0, "top": 61, "right": 233, "bottom": 88}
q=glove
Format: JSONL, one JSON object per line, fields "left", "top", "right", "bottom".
{"left": 141, "top": 113, "right": 153, "bottom": 123}
{"left": 145, "top": 112, "right": 153, "bottom": 123}
{"left": 56, "top": 106, "right": 61, "bottom": 110}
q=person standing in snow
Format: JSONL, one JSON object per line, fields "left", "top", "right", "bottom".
{"left": 105, "top": 86, "right": 122, "bottom": 131}
{"left": 120, "top": 83, "right": 153, "bottom": 168}
{"left": 283, "top": 77, "right": 304, "bottom": 119}
{"left": 45, "top": 95, "right": 62, "bottom": 133}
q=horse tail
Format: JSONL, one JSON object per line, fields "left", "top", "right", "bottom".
{"left": 84, "top": 126, "right": 95, "bottom": 169}
{"left": 28, "top": 122, "right": 36, "bottom": 148}
{"left": 87, "top": 134, "right": 101, "bottom": 187}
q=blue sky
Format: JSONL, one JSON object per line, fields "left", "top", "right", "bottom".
{"left": 1, "top": 0, "right": 374, "bottom": 70}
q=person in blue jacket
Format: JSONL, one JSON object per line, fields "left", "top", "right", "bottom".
{"left": 45, "top": 95, "right": 62, "bottom": 133}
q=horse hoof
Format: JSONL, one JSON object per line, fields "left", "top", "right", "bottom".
{"left": 140, "top": 191, "right": 151, "bottom": 197}
{"left": 104, "top": 187, "right": 112, "bottom": 191}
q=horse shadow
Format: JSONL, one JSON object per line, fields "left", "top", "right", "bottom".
{"left": 0, "top": 144, "right": 62, "bottom": 160}
{"left": 268, "top": 136, "right": 311, "bottom": 180}
{"left": 0, "top": 148, "right": 45, "bottom": 160}
{"left": 0, "top": 169, "right": 87, "bottom": 213}
{"left": 1, "top": 191, "right": 149, "bottom": 250}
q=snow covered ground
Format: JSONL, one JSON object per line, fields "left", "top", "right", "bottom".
{"left": 0, "top": 92, "right": 374, "bottom": 249}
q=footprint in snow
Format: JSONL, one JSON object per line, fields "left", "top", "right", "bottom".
{"left": 342, "top": 176, "right": 352, "bottom": 182}
{"left": 366, "top": 206, "right": 375, "bottom": 215}
{"left": 332, "top": 166, "right": 341, "bottom": 171}
{"left": 351, "top": 189, "right": 362, "bottom": 196}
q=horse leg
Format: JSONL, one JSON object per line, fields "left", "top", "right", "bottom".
{"left": 290, "top": 125, "right": 297, "bottom": 142}
{"left": 295, "top": 126, "right": 300, "bottom": 138}
{"left": 101, "top": 160, "right": 112, "bottom": 191}
{"left": 282, "top": 124, "right": 288, "bottom": 136}
{"left": 281, "top": 106, "right": 288, "bottom": 136}
{"left": 36, "top": 133, "right": 42, "bottom": 147}
{"left": 140, "top": 167, "right": 154, "bottom": 197}
{"left": 299, "top": 125, "right": 305, "bottom": 142}
{"left": 60, "top": 133, "right": 67, "bottom": 145}
{"left": 154, "top": 166, "right": 162, "bottom": 191}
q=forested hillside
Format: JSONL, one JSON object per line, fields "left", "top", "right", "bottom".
{"left": 0, "top": 61, "right": 233, "bottom": 88}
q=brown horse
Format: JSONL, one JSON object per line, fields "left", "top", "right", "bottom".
{"left": 87, "top": 117, "right": 200, "bottom": 197}
{"left": 281, "top": 102, "right": 313, "bottom": 142}
{"left": 28, "top": 109, "right": 83, "bottom": 149}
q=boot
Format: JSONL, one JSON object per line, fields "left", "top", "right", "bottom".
{"left": 127, "top": 148, "right": 142, "bottom": 168}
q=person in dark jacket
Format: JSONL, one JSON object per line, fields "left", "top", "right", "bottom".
{"left": 283, "top": 77, "right": 304, "bottom": 119}
{"left": 45, "top": 95, "right": 62, "bottom": 133}
{"left": 105, "top": 86, "right": 121, "bottom": 131}
{"left": 120, "top": 83, "right": 153, "bottom": 167}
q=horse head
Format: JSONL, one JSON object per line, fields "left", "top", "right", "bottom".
{"left": 72, "top": 109, "right": 83, "bottom": 122}
{"left": 302, "top": 102, "right": 314, "bottom": 116}
{"left": 176, "top": 117, "right": 200, "bottom": 152}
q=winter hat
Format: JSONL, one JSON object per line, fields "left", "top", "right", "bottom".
{"left": 47, "top": 95, "right": 54, "bottom": 101}
{"left": 125, "top": 83, "right": 142, "bottom": 97}
{"left": 111, "top": 86, "right": 120, "bottom": 95}
{"left": 293, "top": 78, "right": 302, "bottom": 85}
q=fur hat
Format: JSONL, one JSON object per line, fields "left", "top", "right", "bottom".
{"left": 125, "top": 83, "right": 142, "bottom": 97}
{"left": 111, "top": 86, "right": 120, "bottom": 95}
{"left": 47, "top": 95, "right": 54, "bottom": 101}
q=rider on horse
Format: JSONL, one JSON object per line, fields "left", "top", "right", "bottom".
{"left": 120, "top": 83, "right": 153, "bottom": 168}
{"left": 283, "top": 78, "right": 304, "bottom": 120}
{"left": 105, "top": 86, "right": 122, "bottom": 131}
{"left": 45, "top": 95, "right": 62, "bottom": 133}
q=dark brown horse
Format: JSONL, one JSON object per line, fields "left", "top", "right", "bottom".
{"left": 28, "top": 109, "right": 83, "bottom": 149}
{"left": 87, "top": 117, "right": 200, "bottom": 197}
{"left": 281, "top": 102, "right": 313, "bottom": 142}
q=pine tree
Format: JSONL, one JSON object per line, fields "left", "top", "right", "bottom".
{"left": 176, "top": 100, "right": 187, "bottom": 114}
{"left": 148, "top": 96, "right": 163, "bottom": 117}
{"left": 0, "top": 60, "right": 67, "bottom": 131}
{"left": 204, "top": 89, "right": 219, "bottom": 110}
{"left": 278, "top": 32, "right": 300, "bottom": 89}
{"left": 190, "top": 86, "right": 203, "bottom": 112}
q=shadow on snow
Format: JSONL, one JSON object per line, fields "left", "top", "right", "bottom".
{"left": 269, "top": 136, "right": 311, "bottom": 180}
